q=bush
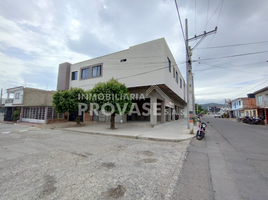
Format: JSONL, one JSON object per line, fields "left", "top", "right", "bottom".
{"left": 13, "top": 107, "right": 21, "bottom": 122}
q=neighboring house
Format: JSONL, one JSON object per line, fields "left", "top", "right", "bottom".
{"left": 3, "top": 86, "right": 63, "bottom": 123}
{"left": 254, "top": 86, "right": 268, "bottom": 124}
{"left": 208, "top": 106, "right": 221, "bottom": 113}
{"left": 56, "top": 38, "right": 187, "bottom": 126}
{"left": 229, "top": 94, "right": 256, "bottom": 118}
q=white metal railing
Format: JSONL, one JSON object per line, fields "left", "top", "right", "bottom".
{"left": 5, "top": 99, "right": 13, "bottom": 103}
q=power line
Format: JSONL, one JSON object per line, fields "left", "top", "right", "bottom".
{"left": 194, "top": 61, "right": 266, "bottom": 72}
{"left": 216, "top": 0, "right": 224, "bottom": 25}
{"left": 231, "top": 77, "right": 268, "bottom": 99}
{"left": 192, "top": 50, "right": 268, "bottom": 62}
{"left": 196, "top": 40, "right": 268, "bottom": 49}
{"left": 199, "top": 0, "right": 223, "bottom": 35}
{"left": 205, "top": 0, "right": 210, "bottom": 30}
{"left": 174, "top": 0, "right": 190, "bottom": 60}
{"left": 194, "top": 62, "right": 268, "bottom": 75}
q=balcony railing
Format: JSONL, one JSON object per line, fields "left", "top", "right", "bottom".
{"left": 5, "top": 99, "right": 14, "bottom": 104}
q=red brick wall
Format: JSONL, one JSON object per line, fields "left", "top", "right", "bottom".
{"left": 244, "top": 98, "right": 256, "bottom": 109}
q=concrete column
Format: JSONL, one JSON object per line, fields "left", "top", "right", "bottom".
{"left": 150, "top": 96, "right": 157, "bottom": 127}
{"left": 167, "top": 107, "right": 171, "bottom": 122}
{"left": 44, "top": 107, "right": 48, "bottom": 124}
{"left": 161, "top": 101, "right": 165, "bottom": 123}
{"left": 172, "top": 108, "right": 175, "bottom": 121}
{"left": 20, "top": 107, "right": 23, "bottom": 121}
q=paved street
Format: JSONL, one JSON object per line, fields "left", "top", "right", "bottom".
{"left": 0, "top": 123, "right": 189, "bottom": 200}
{"left": 173, "top": 116, "right": 268, "bottom": 200}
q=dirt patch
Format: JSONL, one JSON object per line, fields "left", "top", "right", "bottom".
{"left": 101, "top": 162, "right": 115, "bottom": 169}
{"left": 39, "top": 174, "right": 57, "bottom": 197}
{"left": 137, "top": 150, "right": 154, "bottom": 156}
{"left": 71, "top": 152, "right": 87, "bottom": 158}
{"left": 142, "top": 158, "right": 158, "bottom": 163}
{"left": 102, "top": 185, "right": 126, "bottom": 199}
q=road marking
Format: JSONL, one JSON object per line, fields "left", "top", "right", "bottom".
{"left": 1, "top": 132, "right": 10, "bottom": 134}
{"left": 19, "top": 130, "right": 28, "bottom": 132}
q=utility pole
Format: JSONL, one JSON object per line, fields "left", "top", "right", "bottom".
{"left": 0, "top": 89, "right": 2, "bottom": 106}
{"left": 185, "top": 18, "right": 217, "bottom": 134}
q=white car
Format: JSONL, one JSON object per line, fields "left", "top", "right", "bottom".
{"left": 214, "top": 113, "right": 221, "bottom": 118}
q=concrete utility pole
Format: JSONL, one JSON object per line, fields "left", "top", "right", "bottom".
{"left": 185, "top": 18, "right": 217, "bottom": 134}
{"left": 0, "top": 89, "right": 2, "bottom": 106}
{"left": 185, "top": 19, "right": 194, "bottom": 134}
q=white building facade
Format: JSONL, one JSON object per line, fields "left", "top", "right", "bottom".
{"left": 57, "top": 38, "right": 187, "bottom": 126}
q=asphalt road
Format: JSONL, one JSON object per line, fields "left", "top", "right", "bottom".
{"left": 0, "top": 123, "right": 189, "bottom": 200}
{"left": 173, "top": 116, "right": 268, "bottom": 200}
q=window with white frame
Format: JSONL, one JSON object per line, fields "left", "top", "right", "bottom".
{"left": 258, "top": 96, "right": 262, "bottom": 105}
{"left": 15, "top": 93, "right": 20, "bottom": 99}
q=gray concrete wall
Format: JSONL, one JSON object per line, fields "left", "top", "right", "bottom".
{"left": 57, "top": 62, "right": 71, "bottom": 91}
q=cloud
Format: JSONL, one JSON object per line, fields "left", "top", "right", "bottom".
{"left": 0, "top": 0, "right": 267, "bottom": 104}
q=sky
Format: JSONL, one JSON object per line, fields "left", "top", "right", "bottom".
{"left": 0, "top": 0, "right": 267, "bottom": 104}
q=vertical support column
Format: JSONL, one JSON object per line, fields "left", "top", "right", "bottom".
{"left": 167, "top": 107, "right": 171, "bottom": 122}
{"left": 44, "top": 107, "right": 48, "bottom": 124}
{"left": 161, "top": 101, "right": 165, "bottom": 123}
{"left": 172, "top": 107, "right": 176, "bottom": 121}
{"left": 20, "top": 107, "right": 23, "bottom": 121}
{"left": 150, "top": 95, "right": 157, "bottom": 127}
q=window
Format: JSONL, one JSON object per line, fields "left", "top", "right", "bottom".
{"left": 176, "top": 71, "right": 178, "bottom": 83}
{"left": 71, "top": 71, "right": 78, "bottom": 80}
{"left": 258, "top": 96, "right": 262, "bottom": 105}
{"left": 81, "top": 68, "right": 89, "bottom": 79}
{"left": 92, "top": 65, "right": 101, "bottom": 77}
{"left": 120, "top": 59, "right": 127, "bottom": 62}
{"left": 173, "top": 67, "right": 175, "bottom": 78}
{"left": 167, "top": 57, "right": 171, "bottom": 72}
{"left": 15, "top": 93, "right": 20, "bottom": 99}
{"left": 180, "top": 78, "right": 182, "bottom": 88}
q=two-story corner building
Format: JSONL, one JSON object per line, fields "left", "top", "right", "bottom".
{"left": 56, "top": 38, "right": 187, "bottom": 126}
{"left": 229, "top": 94, "right": 257, "bottom": 118}
{"left": 254, "top": 86, "right": 268, "bottom": 124}
{"left": 3, "top": 86, "right": 63, "bottom": 123}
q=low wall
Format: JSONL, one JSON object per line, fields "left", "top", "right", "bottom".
{"left": 22, "top": 118, "right": 45, "bottom": 124}
{"left": 0, "top": 113, "right": 4, "bottom": 122}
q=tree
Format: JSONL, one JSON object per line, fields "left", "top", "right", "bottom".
{"left": 13, "top": 107, "right": 20, "bottom": 122}
{"left": 53, "top": 88, "right": 88, "bottom": 124}
{"left": 89, "top": 78, "right": 132, "bottom": 129}
{"left": 195, "top": 103, "right": 204, "bottom": 114}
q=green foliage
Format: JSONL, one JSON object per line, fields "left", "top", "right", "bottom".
{"left": 89, "top": 78, "right": 133, "bottom": 129}
{"left": 195, "top": 103, "right": 204, "bottom": 114}
{"left": 53, "top": 87, "right": 89, "bottom": 115}
{"left": 13, "top": 107, "right": 20, "bottom": 121}
{"left": 89, "top": 78, "right": 132, "bottom": 115}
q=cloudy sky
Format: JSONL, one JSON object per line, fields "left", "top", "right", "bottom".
{"left": 0, "top": 0, "right": 267, "bottom": 104}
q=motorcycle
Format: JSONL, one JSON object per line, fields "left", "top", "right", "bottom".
{"left": 242, "top": 116, "right": 253, "bottom": 124}
{"left": 251, "top": 117, "right": 265, "bottom": 125}
{"left": 196, "top": 120, "right": 209, "bottom": 140}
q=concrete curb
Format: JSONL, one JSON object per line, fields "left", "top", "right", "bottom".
{"left": 63, "top": 128, "right": 195, "bottom": 143}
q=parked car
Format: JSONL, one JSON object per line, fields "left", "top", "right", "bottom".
{"left": 198, "top": 114, "right": 203, "bottom": 117}
{"left": 214, "top": 113, "right": 221, "bottom": 118}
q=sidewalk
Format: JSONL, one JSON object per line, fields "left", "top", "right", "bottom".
{"left": 64, "top": 119, "right": 198, "bottom": 142}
